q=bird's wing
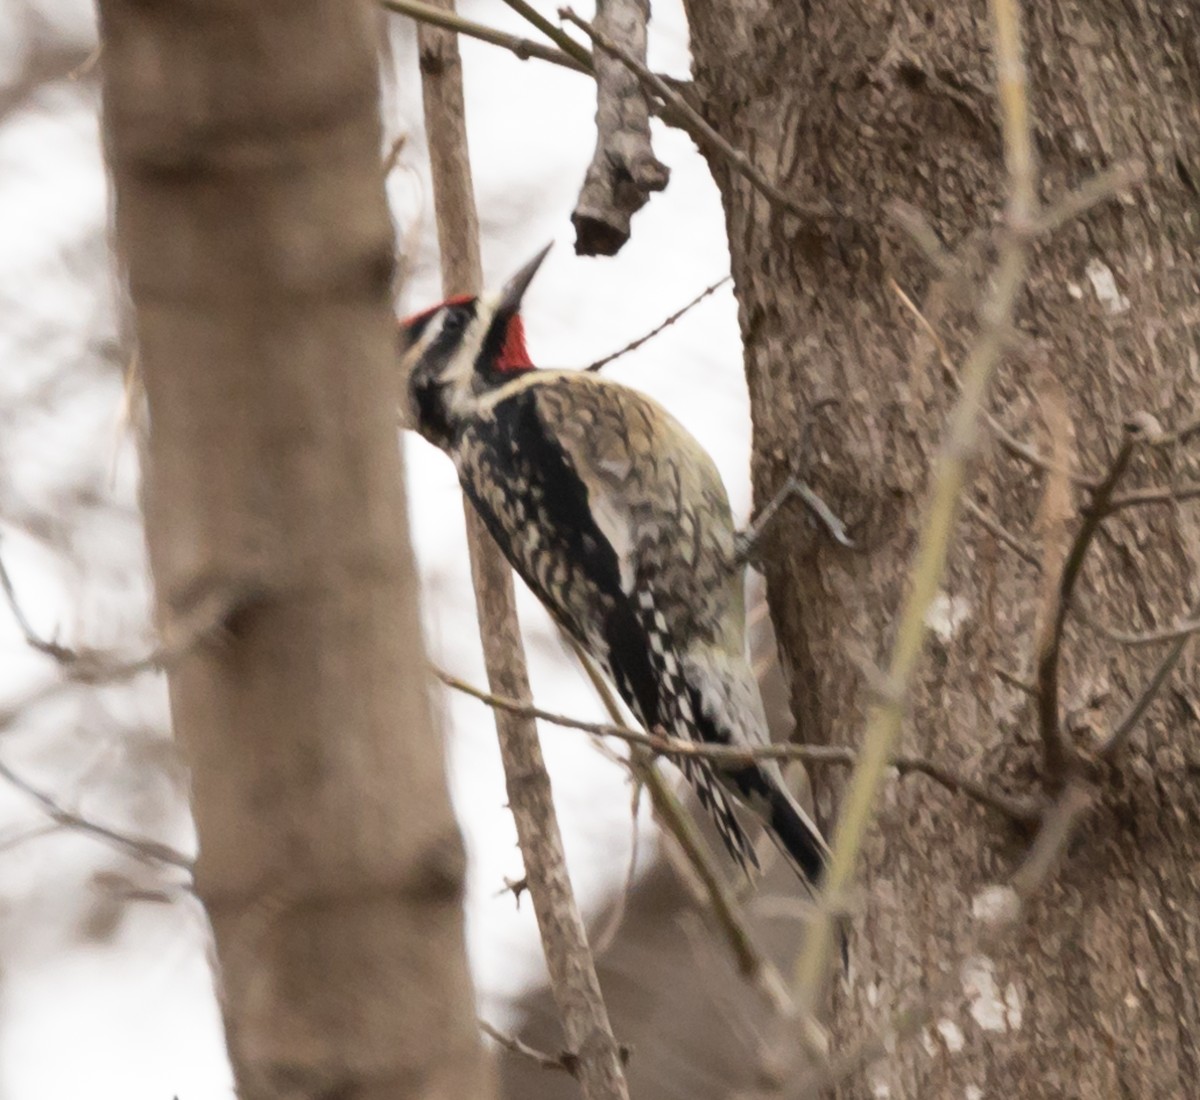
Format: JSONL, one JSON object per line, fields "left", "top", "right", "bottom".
{"left": 458, "top": 377, "right": 760, "bottom": 872}
{"left": 532, "top": 381, "right": 758, "bottom": 873}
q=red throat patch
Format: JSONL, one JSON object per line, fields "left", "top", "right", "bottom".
{"left": 496, "top": 314, "right": 534, "bottom": 372}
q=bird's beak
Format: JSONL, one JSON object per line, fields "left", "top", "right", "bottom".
{"left": 496, "top": 243, "right": 553, "bottom": 316}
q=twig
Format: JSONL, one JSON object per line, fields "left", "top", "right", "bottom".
{"left": 735, "top": 473, "right": 816, "bottom": 566}
{"left": 1149, "top": 413, "right": 1200, "bottom": 448}
{"left": 568, "top": 0, "right": 669, "bottom": 255}
{"left": 794, "top": 483, "right": 857, "bottom": 549}
{"left": 559, "top": 7, "right": 852, "bottom": 227}
{"left": 1080, "top": 609, "right": 1200, "bottom": 648}
{"left": 888, "top": 277, "right": 1099, "bottom": 489}
{"left": 478, "top": 1019, "right": 579, "bottom": 1075}
{"left": 1032, "top": 160, "right": 1145, "bottom": 235}
{"left": 886, "top": 201, "right": 955, "bottom": 275}
{"left": 433, "top": 667, "right": 1041, "bottom": 824}
{"left": 500, "top": 0, "right": 594, "bottom": 69}
{"left": 963, "top": 496, "right": 1043, "bottom": 570}
{"left": 0, "top": 822, "right": 61, "bottom": 854}
{"left": 0, "top": 558, "right": 243, "bottom": 738}
{"left": 1007, "top": 779, "right": 1093, "bottom": 896}
{"left": 0, "top": 546, "right": 244, "bottom": 686}
{"left": 585, "top": 276, "right": 730, "bottom": 371}
{"left": 1033, "top": 430, "right": 1136, "bottom": 786}
{"left": 875, "top": 751, "right": 1042, "bottom": 825}
{"left": 1097, "top": 595, "right": 1200, "bottom": 760}
{"left": 985, "top": 414, "right": 1098, "bottom": 489}
{"left": 0, "top": 549, "right": 73, "bottom": 662}
{"left": 386, "top": 0, "right": 698, "bottom": 136}
{"left": 383, "top": 0, "right": 589, "bottom": 73}
{"left": 1103, "top": 481, "right": 1200, "bottom": 513}
{"left": 0, "top": 757, "right": 192, "bottom": 869}
{"left": 993, "top": 663, "right": 1036, "bottom": 696}
{"left": 737, "top": 456, "right": 857, "bottom": 566}
{"left": 590, "top": 776, "right": 643, "bottom": 956}
{"left": 418, "top": 10, "right": 629, "bottom": 1098}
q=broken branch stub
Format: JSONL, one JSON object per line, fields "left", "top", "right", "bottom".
{"left": 571, "top": 0, "right": 669, "bottom": 255}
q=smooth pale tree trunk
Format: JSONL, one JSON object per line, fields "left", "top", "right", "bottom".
{"left": 681, "top": 1, "right": 1200, "bottom": 1096}
{"left": 97, "top": 2, "right": 491, "bottom": 1097}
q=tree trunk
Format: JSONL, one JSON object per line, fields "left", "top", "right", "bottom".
{"left": 97, "top": 2, "right": 490, "bottom": 1097}
{"left": 683, "top": 1, "right": 1200, "bottom": 1095}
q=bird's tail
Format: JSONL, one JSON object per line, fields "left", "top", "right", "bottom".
{"left": 766, "top": 781, "right": 831, "bottom": 889}
{"left": 768, "top": 780, "right": 848, "bottom": 969}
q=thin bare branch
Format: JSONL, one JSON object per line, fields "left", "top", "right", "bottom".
{"left": 500, "top": 0, "right": 594, "bottom": 69}
{"left": 478, "top": 1019, "right": 580, "bottom": 1076}
{"left": 1032, "top": 160, "right": 1146, "bottom": 235}
{"left": 0, "top": 822, "right": 62, "bottom": 855}
{"left": 878, "top": 751, "right": 1042, "bottom": 825}
{"left": 585, "top": 276, "right": 730, "bottom": 371}
{"left": 964, "top": 496, "right": 1044, "bottom": 569}
{"left": 0, "top": 553, "right": 243, "bottom": 729}
{"left": 1034, "top": 430, "right": 1137, "bottom": 785}
{"left": 1097, "top": 596, "right": 1200, "bottom": 761}
{"left": 590, "top": 777, "right": 643, "bottom": 956}
{"left": 1, "top": 544, "right": 244, "bottom": 677}
{"left": 0, "top": 549, "right": 75, "bottom": 662}
{"left": 0, "top": 552, "right": 212, "bottom": 871}
{"left": 418, "top": 9, "right": 629, "bottom": 1097}
{"left": 1007, "top": 780, "right": 1093, "bottom": 896}
{"left": 0, "top": 757, "right": 192, "bottom": 869}
{"left": 886, "top": 201, "right": 956, "bottom": 274}
{"left": 1081, "top": 608, "right": 1200, "bottom": 648}
{"left": 986, "top": 414, "right": 1099, "bottom": 488}
{"left": 738, "top": 448, "right": 857, "bottom": 566}
{"left": 795, "top": 483, "right": 857, "bottom": 549}
{"left": 1104, "top": 481, "right": 1200, "bottom": 513}
{"left": 559, "top": 6, "right": 855, "bottom": 227}
{"left": 888, "top": 276, "right": 1099, "bottom": 489}
{"left": 1149, "top": 413, "right": 1200, "bottom": 448}
{"left": 434, "top": 667, "right": 1041, "bottom": 824}
{"left": 993, "top": 663, "right": 1036, "bottom": 696}
{"left": 384, "top": 0, "right": 589, "bottom": 73}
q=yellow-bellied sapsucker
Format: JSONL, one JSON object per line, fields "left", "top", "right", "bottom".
{"left": 401, "top": 246, "right": 830, "bottom": 888}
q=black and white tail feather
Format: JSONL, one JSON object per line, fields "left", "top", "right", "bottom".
{"left": 623, "top": 588, "right": 830, "bottom": 886}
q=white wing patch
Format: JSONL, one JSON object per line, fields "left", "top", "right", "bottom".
{"left": 598, "top": 454, "right": 632, "bottom": 481}
{"left": 588, "top": 481, "right": 637, "bottom": 593}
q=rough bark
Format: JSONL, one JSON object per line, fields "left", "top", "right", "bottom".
{"left": 681, "top": 1, "right": 1200, "bottom": 1096}
{"left": 98, "top": 1, "right": 488, "bottom": 1096}
{"left": 571, "top": 0, "right": 670, "bottom": 256}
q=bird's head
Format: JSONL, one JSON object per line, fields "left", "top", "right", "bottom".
{"left": 401, "top": 244, "right": 551, "bottom": 446}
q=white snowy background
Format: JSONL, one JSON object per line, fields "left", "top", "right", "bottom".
{"left": 0, "top": 2, "right": 751, "bottom": 1095}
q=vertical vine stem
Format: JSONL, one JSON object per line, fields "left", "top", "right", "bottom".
{"left": 415, "top": 5, "right": 630, "bottom": 1098}
{"left": 793, "top": 0, "right": 1038, "bottom": 1009}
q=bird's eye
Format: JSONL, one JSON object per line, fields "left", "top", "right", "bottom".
{"left": 441, "top": 310, "right": 466, "bottom": 336}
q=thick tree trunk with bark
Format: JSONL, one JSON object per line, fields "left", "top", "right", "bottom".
{"left": 98, "top": 2, "right": 490, "bottom": 1097}
{"left": 682, "top": 1, "right": 1199, "bottom": 1095}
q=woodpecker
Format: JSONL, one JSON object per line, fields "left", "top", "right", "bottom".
{"left": 401, "top": 246, "right": 830, "bottom": 888}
